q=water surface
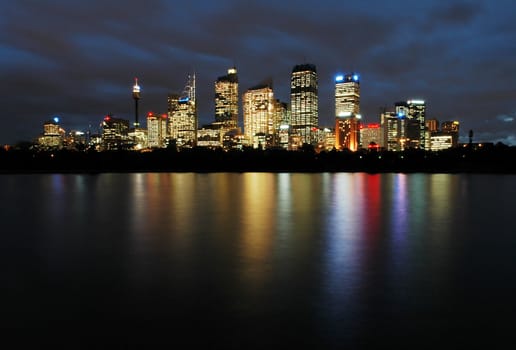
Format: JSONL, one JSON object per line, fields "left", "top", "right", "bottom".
{"left": 1, "top": 173, "right": 515, "bottom": 347}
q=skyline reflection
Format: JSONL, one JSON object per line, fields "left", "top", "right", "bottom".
{"left": 3, "top": 173, "right": 515, "bottom": 346}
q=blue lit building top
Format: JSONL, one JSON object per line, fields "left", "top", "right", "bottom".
{"left": 335, "top": 73, "right": 360, "bottom": 84}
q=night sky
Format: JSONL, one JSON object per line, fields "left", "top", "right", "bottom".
{"left": 1, "top": 0, "right": 515, "bottom": 145}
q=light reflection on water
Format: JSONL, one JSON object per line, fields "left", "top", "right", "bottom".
{"left": 1, "top": 173, "right": 516, "bottom": 346}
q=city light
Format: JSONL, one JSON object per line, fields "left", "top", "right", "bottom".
{"left": 133, "top": 77, "right": 140, "bottom": 93}
{"left": 335, "top": 75, "right": 344, "bottom": 82}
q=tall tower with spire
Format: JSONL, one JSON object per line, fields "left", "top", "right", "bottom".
{"left": 168, "top": 73, "right": 198, "bottom": 147}
{"left": 132, "top": 77, "right": 141, "bottom": 128}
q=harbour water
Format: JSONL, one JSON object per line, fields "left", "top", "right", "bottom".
{"left": 1, "top": 173, "right": 515, "bottom": 347}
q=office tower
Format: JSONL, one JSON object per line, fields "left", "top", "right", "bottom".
{"left": 426, "top": 119, "right": 439, "bottom": 133}
{"left": 147, "top": 112, "right": 168, "bottom": 148}
{"left": 101, "top": 114, "right": 130, "bottom": 150}
{"left": 290, "top": 64, "right": 318, "bottom": 144}
{"left": 38, "top": 117, "right": 64, "bottom": 149}
{"left": 215, "top": 67, "right": 239, "bottom": 129}
{"left": 168, "top": 74, "right": 197, "bottom": 148}
{"left": 273, "top": 100, "right": 290, "bottom": 150}
{"left": 408, "top": 100, "right": 426, "bottom": 149}
{"left": 396, "top": 100, "right": 426, "bottom": 149}
{"left": 132, "top": 78, "right": 141, "bottom": 128}
{"left": 441, "top": 120, "right": 460, "bottom": 147}
{"left": 335, "top": 73, "right": 360, "bottom": 117}
{"left": 381, "top": 111, "right": 407, "bottom": 151}
{"left": 334, "top": 73, "right": 361, "bottom": 151}
{"left": 360, "top": 123, "right": 382, "bottom": 149}
{"left": 243, "top": 82, "right": 275, "bottom": 148}
{"left": 272, "top": 99, "right": 289, "bottom": 148}
{"left": 335, "top": 116, "right": 360, "bottom": 151}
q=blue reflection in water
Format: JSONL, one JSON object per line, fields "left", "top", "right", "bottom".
{"left": 320, "top": 173, "right": 363, "bottom": 337}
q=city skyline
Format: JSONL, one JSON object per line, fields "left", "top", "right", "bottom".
{"left": 1, "top": 0, "right": 515, "bottom": 145}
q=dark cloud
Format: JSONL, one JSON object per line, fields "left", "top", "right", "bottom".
{"left": 0, "top": 0, "right": 515, "bottom": 144}
{"left": 433, "top": 1, "right": 484, "bottom": 25}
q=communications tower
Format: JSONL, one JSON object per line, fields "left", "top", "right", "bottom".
{"left": 132, "top": 77, "right": 141, "bottom": 128}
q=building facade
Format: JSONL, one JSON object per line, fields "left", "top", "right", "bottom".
{"left": 381, "top": 111, "right": 407, "bottom": 151}
{"left": 101, "top": 114, "right": 130, "bottom": 150}
{"left": 335, "top": 116, "right": 360, "bottom": 151}
{"left": 394, "top": 100, "right": 426, "bottom": 149}
{"left": 168, "top": 75, "right": 197, "bottom": 148}
{"left": 441, "top": 120, "right": 460, "bottom": 147}
{"left": 290, "top": 64, "right": 318, "bottom": 145}
{"left": 215, "top": 67, "right": 239, "bottom": 129}
{"left": 243, "top": 83, "right": 275, "bottom": 148}
{"left": 38, "top": 118, "right": 64, "bottom": 149}
{"left": 360, "top": 123, "right": 382, "bottom": 149}
{"left": 147, "top": 112, "right": 168, "bottom": 148}
{"left": 335, "top": 73, "right": 360, "bottom": 117}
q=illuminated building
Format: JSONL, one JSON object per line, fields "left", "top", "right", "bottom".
{"left": 132, "top": 78, "right": 141, "bottom": 128}
{"left": 38, "top": 117, "right": 64, "bottom": 149}
{"left": 395, "top": 100, "right": 426, "bottom": 149}
{"left": 441, "top": 120, "right": 459, "bottom": 134}
{"left": 334, "top": 73, "right": 361, "bottom": 151}
{"left": 290, "top": 64, "right": 318, "bottom": 144}
{"left": 381, "top": 111, "right": 407, "bottom": 151}
{"left": 147, "top": 112, "right": 168, "bottom": 148}
{"left": 430, "top": 134, "right": 453, "bottom": 151}
{"left": 441, "top": 120, "right": 460, "bottom": 147}
{"left": 320, "top": 128, "right": 335, "bottom": 151}
{"left": 394, "top": 100, "right": 426, "bottom": 149}
{"left": 243, "top": 82, "right": 275, "bottom": 148}
{"left": 197, "top": 127, "right": 222, "bottom": 148}
{"left": 408, "top": 100, "right": 426, "bottom": 148}
{"left": 360, "top": 123, "right": 382, "bottom": 149}
{"left": 215, "top": 67, "right": 239, "bottom": 129}
{"left": 335, "top": 116, "right": 360, "bottom": 151}
{"left": 168, "top": 74, "right": 197, "bottom": 148}
{"left": 335, "top": 73, "right": 360, "bottom": 117}
{"left": 101, "top": 114, "right": 130, "bottom": 150}
{"left": 426, "top": 119, "right": 439, "bottom": 133}
{"left": 44, "top": 118, "right": 60, "bottom": 135}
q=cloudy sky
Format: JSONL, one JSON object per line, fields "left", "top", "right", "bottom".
{"left": 1, "top": 0, "right": 515, "bottom": 145}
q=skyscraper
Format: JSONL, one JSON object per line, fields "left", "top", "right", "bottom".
{"left": 394, "top": 100, "right": 426, "bottom": 149}
{"left": 101, "top": 114, "right": 130, "bottom": 150}
{"left": 408, "top": 100, "right": 426, "bottom": 149}
{"left": 168, "top": 74, "right": 197, "bottom": 148}
{"left": 335, "top": 73, "right": 361, "bottom": 151}
{"left": 147, "top": 112, "right": 168, "bottom": 148}
{"left": 335, "top": 117, "right": 360, "bottom": 151}
{"left": 290, "top": 64, "right": 318, "bottom": 144}
{"left": 335, "top": 73, "right": 360, "bottom": 117}
{"left": 215, "top": 67, "right": 239, "bottom": 129}
{"left": 381, "top": 111, "right": 407, "bottom": 151}
{"left": 396, "top": 100, "right": 426, "bottom": 149}
{"left": 243, "top": 82, "right": 275, "bottom": 148}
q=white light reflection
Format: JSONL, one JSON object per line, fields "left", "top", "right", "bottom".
{"left": 321, "top": 173, "right": 363, "bottom": 325}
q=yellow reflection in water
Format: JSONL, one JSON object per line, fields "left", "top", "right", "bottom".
{"left": 240, "top": 173, "right": 276, "bottom": 262}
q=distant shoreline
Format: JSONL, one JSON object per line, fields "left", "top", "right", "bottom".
{"left": 1, "top": 147, "right": 516, "bottom": 174}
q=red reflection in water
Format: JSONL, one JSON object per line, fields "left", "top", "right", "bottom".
{"left": 364, "top": 174, "right": 381, "bottom": 237}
